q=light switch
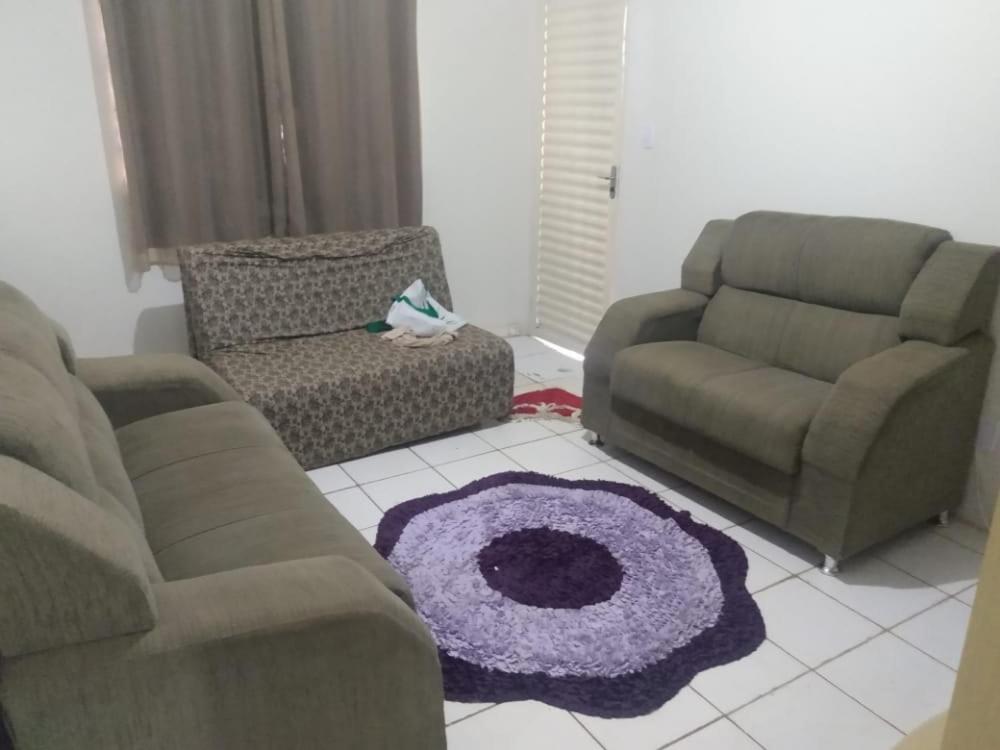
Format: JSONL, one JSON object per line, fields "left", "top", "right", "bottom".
{"left": 641, "top": 123, "right": 656, "bottom": 150}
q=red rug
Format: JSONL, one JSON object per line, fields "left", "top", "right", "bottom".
{"left": 511, "top": 387, "right": 582, "bottom": 422}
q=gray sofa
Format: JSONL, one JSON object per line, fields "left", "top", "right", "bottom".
{"left": 583, "top": 211, "right": 999, "bottom": 571}
{"left": 0, "top": 281, "right": 446, "bottom": 749}
{"left": 178, "top": 226, "right": 514, "bottom": 469}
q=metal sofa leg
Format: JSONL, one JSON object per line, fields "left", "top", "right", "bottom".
{"left": 937, "top": 510, "right": 951, "bottom": 527}
{"left": 821, "top": 555, "right": 841, "bottom": 576}
{"left": 583, "top": 431, "right": 604, "bottom": 446}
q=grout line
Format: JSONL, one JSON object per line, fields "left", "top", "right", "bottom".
{"left": 724, "top": 717, "right": 768, "bottom": 750}
{"left": 660, "top": 717, "right": 767, "bottom": 750}
{"left": 428, "top": 463, "right": 458, "bottom": 491}
{"left": 340, "top": 450, "right": 430, "bottom": 485}
{"left": 874, "top": 547, "right": 980, "bottom": 597}
{"left": 729, "top": 661, "right": 908, "bottom": 740}
{"left": 735, "top": 587, "right": 955, "bottom": 736}
{"left": 811, "top": 668, "right": 908, "bottom": 737}
{"left": 357, "top": 468, "right": 447, "bottom": 513}
{"left": 567, "top": 712, "right": 609, "bottom": 750}
{"left": 885, "top": 595, "right": 972, "bottom": 672}
{"left": 955, "top": 581, "right": 977, "bottom": 596}
{"left": 477, "top": 430, "right": 562, "bottom": 452}
{"left": 338, "top": 400, "right": 971, "bottom": 747}
{"left": 791, "top": 568, "right": 969, "bottom": 673}
{"left": 879, "top": 628, "right": 962, "bottom": 673}
{"left": 745, "top": 573, "right": 796, "bottom": 598}
{"left": 650, "top": 713, "right": 720, "bottom": 750}
{"left": 354, "top": 482, "right": 379, "bottom": 507}
{"left": 793, "top": 571, "right": 920, "bottom": 633}
{"left": 321, "top": 484, "right": 358, "bottom": 499}
{"left": 929, "top": 523, "right": 988, "bottom": 555}
{"left": 711, "top": 662, "right": 810, "bottom": 717}
{"left": 444, "top": 703, "right": 498, "bottom": 728}
{"left": 505, "top": 454, "right": 532, "bottom": 473}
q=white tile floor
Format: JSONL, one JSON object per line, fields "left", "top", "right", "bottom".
{"left": 305, "top": 337, "right": 985, "bottom": 750}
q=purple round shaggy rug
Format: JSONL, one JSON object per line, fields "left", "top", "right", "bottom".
{"left": 375, "top": 471, "right": 765, "bottom": 718}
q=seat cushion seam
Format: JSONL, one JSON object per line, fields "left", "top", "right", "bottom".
{"left": 679, "top": 362, "right": 767, "bottom": 428}
{"left": 126, "top": 441, "right": 282, "bottom": 482}
{"left": 152, "top": 507, "right": 314, "bottom": 557}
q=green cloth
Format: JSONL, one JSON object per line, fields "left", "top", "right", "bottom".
{"left": 395, "top": 294, "right": 440, "bottom": 318}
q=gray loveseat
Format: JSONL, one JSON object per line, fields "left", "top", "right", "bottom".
{"left": 178, "top": 226, "right": 514, "bottom": 469}
{"left": 584, "top": 211, "right": 999, "bottom": 571}
{"left": 0, "top": 281, "right": 446, "bottom": 749}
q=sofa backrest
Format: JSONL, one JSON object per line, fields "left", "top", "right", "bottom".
{"left": 720, "top": 211, "right": 951, "bottom": 314}
{"left": 0, "top": 281, "right": 158, "bottom": 656}
{"left": 178, "top": 226, "right": 453, "bottom": 359}
{"left": 692, "top": 211, "right": 954, "bottom": 382}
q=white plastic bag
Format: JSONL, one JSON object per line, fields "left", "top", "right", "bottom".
{"left": 385, "top": 279, "right": 465, "bottom": 337}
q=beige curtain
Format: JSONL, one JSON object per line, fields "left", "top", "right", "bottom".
{"left": 259, "top": 0, "right": 422, "bottom": 235}
{"left": 99, "top": 0, "right": 421, "bottom": 270}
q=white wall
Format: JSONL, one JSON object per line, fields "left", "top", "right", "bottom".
{"left": 0, "top": 1, "right": 542, "bottom": 357}
{"left": 0, "top": 2, "right": 186, "bottom": 356}
{"left": 418, "top": 0, "right": 542, "bottom": 336}
{"left": 4, "top": 0, "right": 997, "bottom": 521}
{"left": 613, "top": 0, "right": 1000, "bottom": 525}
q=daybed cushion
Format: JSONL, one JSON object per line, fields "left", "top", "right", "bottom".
{"left": 116, "top": 401, "right": 408, "bottom": 598}
{"left": 206, "top": 326, "right": 514, "bottom": 469}
{"left": 611, "top": 341, "right": 832, "bottom": 474}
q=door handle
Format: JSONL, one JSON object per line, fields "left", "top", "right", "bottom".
{"left": 599, "top": 166, "right": 618, "bottom": 199}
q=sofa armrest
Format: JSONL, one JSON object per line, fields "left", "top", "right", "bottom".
{"left": 76, "top": 353, "right": 242, "bottom": 428}
{"left": 900, "top": 240, "right": 999, "bottom": 346}
{"left": 3, "top": 556, "right": 446, "bottom": 749}
{"left": 803, "top": 340, "right": 969, "bottom": 481}
{"left": 584, "top": 289, "right": 709, "bottom": 381}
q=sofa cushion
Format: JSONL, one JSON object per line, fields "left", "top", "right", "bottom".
{"left": 116, "top": 400, "right": 285, "bottom": 480}
{"left": 612, "top": 341, "right": 832, "bottom": 474}
{"left": 0, "top": 280, "right": 161, "bottom": 613}
{"left": 611, "top": 340, "right": 762, "bottom": 421}
{"left": 207, "top": 326, "right": 513, "bottom": 469}
{"left": 0, "top": 354, "right": 99, "bottom": 501}
{"left": 73, "top": 378, "right": 162, "bottom": 582}
{"left": 132, "top": 444, "right": 331, "bottom": 553}
{"left": 722, "top": 211, "right": 950, "bottom": 315}
{"left": 116, "top": 402, "right": 320, "bottom": 549}
{"left": 722, "top": 211, "right": 815, "bottom": 299}
{"left": 799, "top": 216, "right": 950, "bottom": 315}
{"left": 116, "top": 400, "right": 406, "bottom": 597}
{"left": 49, "top": 317, "right": 77, "bottom": 374}
{"left": 699, "top": 286, "right": 901, "bottom": 383}
{"left": 154, "top": 508, "right": 411, "bottom": 603}
{"left": 0, "top": 458, "right": 157, "bottom": 656}
{"left": 697, "top": 286, "right": 794, "bottom": 365}
{"left": 0, "top": 282, "right": 77, "bottom": 405}
{"left": 73, "top": 378, "right": 144, "bottom": 526}
{"left": 178, "top": 226, "right": 453, "bottom": 359}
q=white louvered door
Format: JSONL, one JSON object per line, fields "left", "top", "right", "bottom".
{"left": 535, "top": 0, "right": 628, "bottom": 348}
